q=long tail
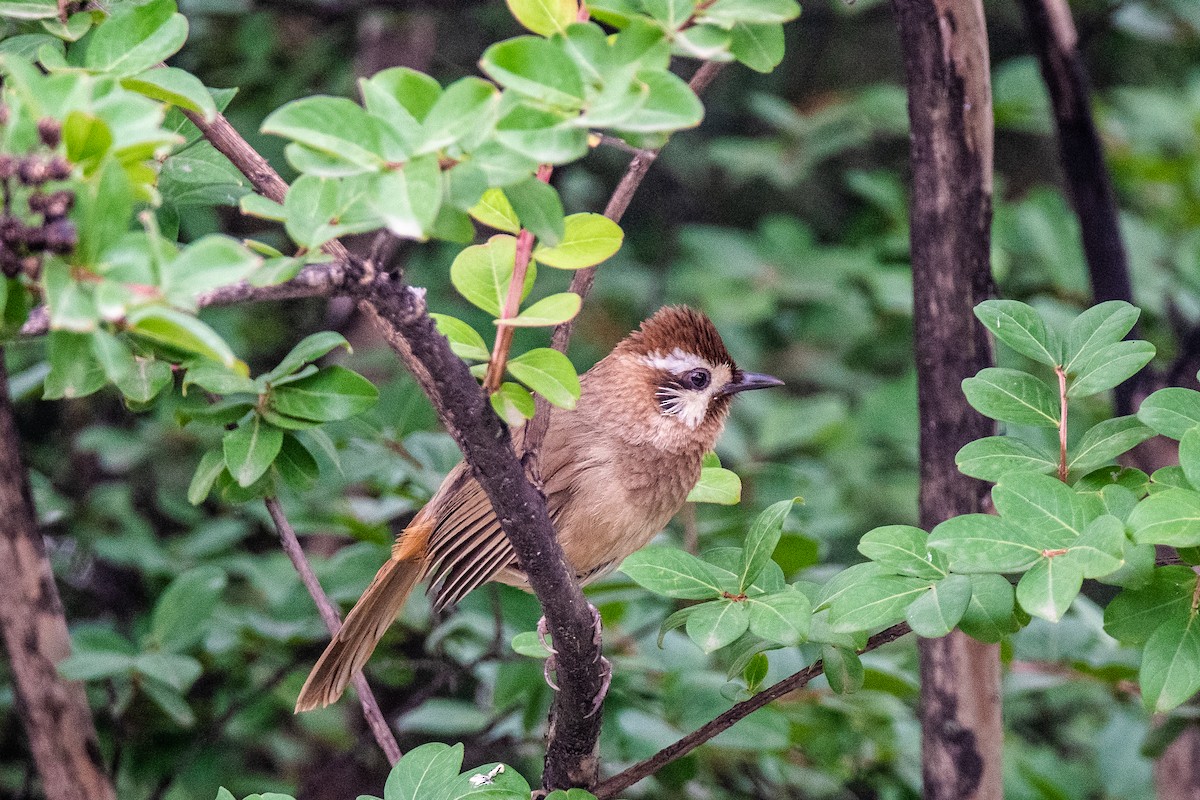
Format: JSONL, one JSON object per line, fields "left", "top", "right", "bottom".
{"left": 294, "top": 555, "right": 423, "bottom": 712}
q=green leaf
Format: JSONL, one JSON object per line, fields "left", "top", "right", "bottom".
{"left": 274, "top": 434, "right": 319, "bottom": 491}
{"left": 0, "top": 0, "right": 58, "bottom": 19}
{"left": 698, "top": 0, "right": 800, "bottom": 26}
{"left": 262, "top": 96, "right": 394, "bottom": 172}
{"left": 494, "top": 103, "right": 589, "bottom": 163}
{"left": 1104, "top": 566, "right": 1196, "bottom": 645}
{"left": 240, "top": 193, "right": 286, "bottom": 222}
{"left": 686, "top": 466, "right": 741, "bottom": 505}
{"left": 1063, "top": 514, "right": 1126, "bottom": 579}
{"left": 126, "top": 306, "right": 244, "bottom": 372}
{"left": 905, "top": 574, "right": 972, "bottom": 638}
{"left": 962, "top": 368, "right": 1060, "bottom": 428}
{"left": 264, "top": 332, "right": 351, "bottom": 382}
{"left": 479, "top": 36, "right": 585, "bottom": 110}
{"left": 643, "top": 0, "right": 697, "bottom": 29}
{"left": 828, "top": 575, "right": 929, "bottom": 633}
{"left": 223, "top": 416, "right": 283, "bottom": 488}
{"left": 506, "top": 0, "right": 577, "bottom": 34}
{"left": 149, "top": 565, "right": 227, "bottom": 652}
{"left": 43, "top": 260, "right": 98, "bottom": 333}
{"left": 1129, "top": 488, "right": 1200, "bottom": 547}
{"left": 497, "top": 293, "right": 582, "bottom": 328}
{"left": 116, "top": 357, "right": 172, "bottom": 403}
{"left": 121, "top": 67, "right": 216, "bottom": 121}
{"left": 512, "top": 630, "right": 552, "bottom": 659}
{"left": 857, "top": 524, "right": 947, "bottom": 579}
{"left": 1067, "top": 340, "right": 1155, "bottom": 398}
{"left": 43, "top": 331, "right": 106, "bottom": 400}
{"left": 746, "top": 590, "right": 810, "bottom": 645}
{"left": 992, "top": 472, "right": 1090, "bottom": 546}
{"left": 1064, "top": 300, "right": 1140, "bottom": 374}
{"left": 1141, "top": 614, "right": 1200, "bottom": 713}
{"left": 1015, "top": 555, "right": 1083, "bottom": 622}
{"left": 1068, "top": 416, "right": 1156, "bottom": 475}
{"left": 958, "top": 573, "right": 1019, "bottom": 643}
{"left": 490, "top": 381, "right": 536, "bottom": 426}
{"left": 955, "top": 436, "right": 1057, "bottom": 482}
{"left": 139, "top": 676, "right": 195, "bottom": 726}
{"left": 74, "top": 155, "right": 132, "bottom": 264}
{"left": 619, "top": 70, "right": 703, "bottom": 132}
{"left": 507, "top": 348, "right": 580, "bottom": 409}
{"left": 505, "top": 176, "right": 565, "bottom": 246}
{"left": 815, "top": 561, "right": 886, "bottom": 610}
{"left": 973, "top": 299, "right": 1060, "bottom": 367}
{"left": 738, "top": 498, "right": 796, "bottom": 592}
{"left": 418, "top": 77, "right": 499, "bottom": 154}
{"left": 532, "top": 213, "right": 624, "bottom": 269}
{"left": 685, "top": 599, "right": 750, "bottom": 653}
{"left": 729, "top": 22, "right": 785, "bottom": 72}
{"left": 358, "top": 67, "right": 439, "bottom": 150}
{"left": 69, "top": 0, "right": 188, "bottom": 77}
{"left": 927, "top": 513, "right": 1042, "bottom": 573}
{"left": 183, "top": 360, "right": 258, "bottom": 395}
{"left": 269, "top": 366, "right": 379, "bottom": 422}
{"left": 621, "top": 546, "right": 723, "bottom": 599}
{"left": 429, "top": 314, "right": 490, "bottom": 362}
{"left": 1139, "top": 388, "right": 1200, "bottom": 441}
{"left": 188, "top": 449, "right": 226, "bottom": 505}
{"left": 368, "top": 155, "right": 443, "bottom": 240}
{"left": 469, "top": 188, "right": 520, "bottom": 234}
{"left": 384, "top": 742, "right": 464, "bottom": 800}
{"left": 166, "top": 235, "right": 262, "bottom": 305}
{"left": 822, "top": 645, "right": 863, "bottom": 694}
{"left": 449, "top": 235, "right": 524, "bottom": 317}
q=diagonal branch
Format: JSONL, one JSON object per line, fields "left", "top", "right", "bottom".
{"left": 593, "top": 623, "right": 912, "bottom": 799}
{"left": 264, "top": 498, "right": 402, "bottom": 765}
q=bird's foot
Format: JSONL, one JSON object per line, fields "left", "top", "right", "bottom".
{"left": 536, "top": 615, "right": 557, "bottom": 654}
{"left": 585, "top": 656, "right": 612, "bottom": 719}
{"left": 536, "top": 607, "right": 610, "bottom": 714}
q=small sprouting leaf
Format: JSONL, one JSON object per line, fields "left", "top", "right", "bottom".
{"left": 506, "top": 0, "right": 577, "bottom": 35}
{"left": 1141, "top": 614, "right": 1200, "bottom": 713}
{"left": 268, "top": 366, "right": 379, "bottom": 422}
{"left": 490, "top": 382, "right": 536, "bottom": 426}
{"left": 188, "top": 448, "right": 225, "bottom": 505}
{"left": 1129, "top": 488, "right": 1200, "bottom": 548}
{"left": 962, "top": 368, "right": 1060, "bottom": 428}
{"left": 1138, "top": 388, "right": 1200, "bottom": 441}
{"left": 507, "top": 348, "right": 580, "bottom": 409}
{"left": 497, "top": 292, "right": 581, "bottom": 327}
{"left": 738, "top": 498, "right": 797, "bottom": 592}
{"left": 532, "top": 213, "right": 624, "bottom": 270}
{"left": 1015, "top": 556, "right": 1083, "bottom": 622}
{"left": 449, "top": 235, "right": 526, "bottom": 317}
{"left": 686, "top": 466, "right": 741, "bottom": 505}
{"left": 430, "top": 314, "right": 491, "bottom": 362}
{"left": 468, "top": 188, "right": 520, "bottom": 234}
{"left": 1063, "top": 300, "right": 1140, "bottom": 374}
{"left": 955, "top": 436, "right": 1057, "bottom": 481}
{"left": 1066, "top": 340, "right": 1155, "bottom": 398}
{"left": 264, "top": 332, "right": 351, "bottom": 383}
{"left": 479, "top": 36, "right": 586, "bottom": 110}
{"left": 822, "top": 644, "right": 863, "bottom": 694}
{"left": 685, "top": 599, "right": 750, "bottom": 653}
{"left": 1068, "top": 416, "right": 1156, "bottom": 475}
{"left": 621, "top": 546, "right": 724, "bottom": 599}
{"left": 223, "top": 415, "right": 283, "bottom": 488}
{"left": 973, "top": 299, "right": 1059, "bottom": 367}
{"left": 905, "top": 574, "right": 972, "bottom": 638}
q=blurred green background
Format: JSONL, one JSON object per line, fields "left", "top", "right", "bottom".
{"left": 1, "top": 0, "right": 1197, "bottom": 797}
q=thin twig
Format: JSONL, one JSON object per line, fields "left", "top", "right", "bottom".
{"left": 593, "top": 623, "right": 912, "bottom": 799}
{"left": 1056, "top": 366, "right": 1069, "bottom": 482}
{"left": 264, "top": 497, "right": 402, "bottom": 765}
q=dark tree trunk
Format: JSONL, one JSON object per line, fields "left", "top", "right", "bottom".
{"left": 1016, "top": 0, "right": 1141, "bottom": 415}
{"left": 0, "top": 354, "right": 116, "bottom": 800}
{"left": 890, "top": 0, "right": 1003, "bottom": 797}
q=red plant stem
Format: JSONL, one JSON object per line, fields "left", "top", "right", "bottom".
{"left": 482, "top": 163, "right": 552, "bottom": 393}
{"left": 1057, "top": 366, "right": 1069, "bottom": 482}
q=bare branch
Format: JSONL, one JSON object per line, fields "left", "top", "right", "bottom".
{"left": 265, "top": 497, "right": 402, "bottom": 765}
{"left": 593, "top": 623, "right": 912, "bottom": 799}
{"left": 0, "top": 351, "right": 116, "bottom": 800}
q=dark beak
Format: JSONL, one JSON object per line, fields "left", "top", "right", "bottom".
{"left": 719, "top": 371, "right": 785, "bottom": 397}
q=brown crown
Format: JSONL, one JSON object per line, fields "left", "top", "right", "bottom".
{"left": 616, "top": 306, "right": 735, "bottom": 369}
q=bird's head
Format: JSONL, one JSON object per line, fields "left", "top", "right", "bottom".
{"left": 592, "top": 306, "right": 784, "bottom": 453}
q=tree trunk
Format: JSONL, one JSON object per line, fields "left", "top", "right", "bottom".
{"left": 0, "top": 353, "right": 116, "bottom": 800}
{"left": 890, "top": 0, "right": 1003, "bottom": 797}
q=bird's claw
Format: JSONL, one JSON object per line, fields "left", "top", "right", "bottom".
{"left": 543, "top": 654, "right": 560, "bottom": 691}
{"left": 585, "top": 656, "right": 612, "bottom": 719}
{"left": 537, "top": 606, "right": 609, "bottom": 715}
{"left": 536, "top": 615, "right": 557, "bottom": 655}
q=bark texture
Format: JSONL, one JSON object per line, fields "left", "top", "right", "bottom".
{"left": 0, "top": 354, "right": 116, "bottom": 800}
{"left": 890, "top": 0, "right": 1002, "bottom": 797}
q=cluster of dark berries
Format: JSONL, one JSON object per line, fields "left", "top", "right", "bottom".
{"left": 0, "top": 115, "right": 77, "bottom": 279}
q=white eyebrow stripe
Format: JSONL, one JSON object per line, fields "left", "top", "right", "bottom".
{"left": 643, "top": 348, "right": 711, "bottom": 374}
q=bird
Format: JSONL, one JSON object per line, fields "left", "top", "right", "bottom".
{"left": 294, "top": 305, "right": 784, "bottom": 712}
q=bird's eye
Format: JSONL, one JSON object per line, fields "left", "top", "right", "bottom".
{"left": 686, "top": 368, "right": 711, "bottom": 390}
